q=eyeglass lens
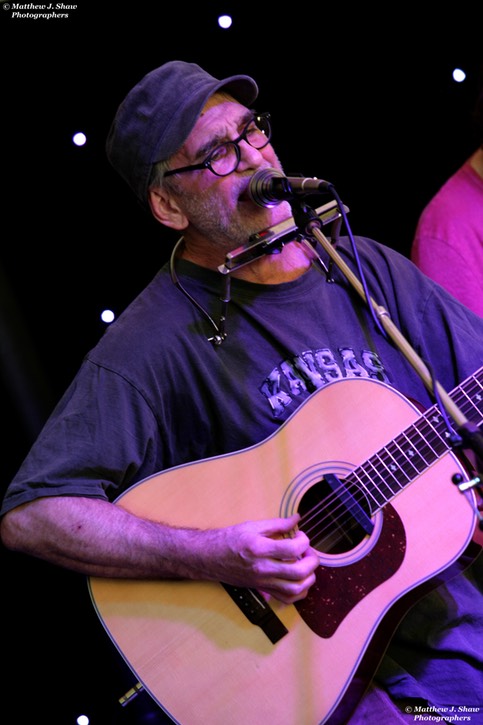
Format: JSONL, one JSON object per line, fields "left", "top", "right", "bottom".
{"left": 208, "top": 114, "right": 271, "bottom": 176}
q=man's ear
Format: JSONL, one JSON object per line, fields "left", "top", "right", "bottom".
{"left": 148, "top": 187, "right": 189, "bottom": 230}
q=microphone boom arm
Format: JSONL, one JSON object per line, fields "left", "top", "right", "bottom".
{"left": 308, "top": 221, "right": 483, "bottom": 461}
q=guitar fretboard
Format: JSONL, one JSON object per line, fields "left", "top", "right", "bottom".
{"left": 350, "top": 367, "right": 483, "bottom": 511}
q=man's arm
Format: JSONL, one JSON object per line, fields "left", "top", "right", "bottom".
{"left": 0, "top": 496, "right": 319, "bottom": 604}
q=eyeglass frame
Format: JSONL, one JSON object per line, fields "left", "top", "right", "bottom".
{"left": 163, "top": 112, "right": 272, "bottom": 179}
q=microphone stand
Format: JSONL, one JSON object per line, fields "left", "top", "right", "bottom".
{"left": 288, "top": 197, "right": 483, "bottom": 510}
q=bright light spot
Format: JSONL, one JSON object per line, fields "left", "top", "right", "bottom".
{"left": 77, "top": 716, "right": 89, "bottom": 725}
{"left": 218, "top": 14, "right": 232, "bottom": 29}
{"left": 452, "top": 68, "right": 466, "bottom": 83}
{"left": 101, "top": 309, "right": 115, "bottom": 324}
{"left": 72, "top": 132, "right": 87, "bottom": 146}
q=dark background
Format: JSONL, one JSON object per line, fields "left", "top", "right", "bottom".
{"left": 1, "top": 3, "right": 482, "bottom": 723}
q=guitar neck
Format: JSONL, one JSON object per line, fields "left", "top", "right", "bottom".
{"left": 349, "top": 367, "right": 483, "bottom": 513}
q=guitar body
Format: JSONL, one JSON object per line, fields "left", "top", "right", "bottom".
{"left": 89, "top": 377, "right": 480, "bottom": 725}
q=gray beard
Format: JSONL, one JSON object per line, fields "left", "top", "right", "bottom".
{"left": 182, "top": 194, "right": 253, "bottom": 250}
{"left": 170, "top": 183, "right": 292, "bottom": 254}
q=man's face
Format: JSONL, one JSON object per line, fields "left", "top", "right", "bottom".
{"left": 165, "top": 94, "right": 293, "bottom": 253}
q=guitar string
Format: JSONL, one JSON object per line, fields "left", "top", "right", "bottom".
{"left": 301, "top": 410, "right": 483, "bottom": 552}
{"left": 298, "top": 376, "right": 483, "bottom": 551}
{"left": 301, "top": 400, "right": 483, "bottom": 552}
{"left": 299, "top": 414, "right": 446, "bottom": 548}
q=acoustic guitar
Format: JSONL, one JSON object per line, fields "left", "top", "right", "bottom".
{"left": 89, "top": 369, "right": 483, "bottom": 724}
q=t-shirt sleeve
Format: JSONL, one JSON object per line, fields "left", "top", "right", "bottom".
{"left": 0, "top": 359, "right": 162, "bottom": 514}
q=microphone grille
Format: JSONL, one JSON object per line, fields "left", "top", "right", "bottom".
{"left": 248, "top": 167, "right": 285, "bottom": 207}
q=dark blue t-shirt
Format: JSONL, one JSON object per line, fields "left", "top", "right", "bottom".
{"left": 2, "top": 235, "right": 483, "bottom": 709}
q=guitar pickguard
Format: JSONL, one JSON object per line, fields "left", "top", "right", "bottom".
{"left": 296, "top": 504, "right": 406, "bottom": 637}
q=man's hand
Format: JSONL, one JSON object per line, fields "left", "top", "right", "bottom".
{"left": 204, "top": 513, "right": 319, "bottom": 604}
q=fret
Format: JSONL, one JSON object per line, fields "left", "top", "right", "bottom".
{"left": 390, "top": 437, "right": 422, "bottom": 477}
{"left": 457, "top": 372, "right": 483, "bottom": 411}
{"left": 457, "top": 385, "right": 483, "bottom": 424}
{"left": 365, "top": 460, "right": 391, "bottom": 505}
{"left": 346, "top": 367, "right": 483, "bottom": 514}
{"left": 351, "top": 440, "right": 415, "bottom": 512}
{"left": 404, "top": 424, "right": 436, "bottom": 464}
{"left": 397, "top": 431, "right": 428, "bottom": 473}
{"left": 423, "top": 412, "right": 457, "bottom": 454}
{"left": 366, "top": 452, "right": 402, "bottom": 497}
{"left": 348, "top": 469, "right": 384, "bottom": 510}
{"left": 422, "top": 410, "right": 454, "bottom": 454}
{"left": 375, "top": 444, "right": 412, "bottom": 487}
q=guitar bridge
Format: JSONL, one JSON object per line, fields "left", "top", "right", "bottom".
{"left": 222, "top": 583, "right": 288, "bottom": 644}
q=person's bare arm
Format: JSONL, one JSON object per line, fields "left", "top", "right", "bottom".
{"left": 0, "top": 497, "right": 318, "bottom": 604}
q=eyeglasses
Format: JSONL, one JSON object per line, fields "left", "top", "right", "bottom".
{"left": 164, "top": 112, "right": 272, "bottom": 179}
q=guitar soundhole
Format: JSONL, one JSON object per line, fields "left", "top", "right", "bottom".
{"left": 297, "top": 477, "right": 373, "bottom": 554}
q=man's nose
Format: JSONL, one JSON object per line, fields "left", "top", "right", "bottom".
{"left": 237, "top": 139, "right": 267, "bottom": 169}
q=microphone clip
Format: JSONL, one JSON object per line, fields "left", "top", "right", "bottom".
{"left": 270, "top": 174, "right": 294, "bottom": 201}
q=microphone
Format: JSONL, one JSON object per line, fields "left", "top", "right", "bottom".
{"left": 248, "top": 167, "right": 333, "bottom": 208}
